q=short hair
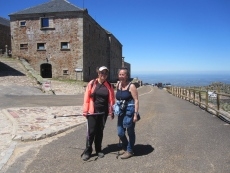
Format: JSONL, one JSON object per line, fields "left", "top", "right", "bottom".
{"left": 118, "top": 67, "right": 130, "bottom": 79}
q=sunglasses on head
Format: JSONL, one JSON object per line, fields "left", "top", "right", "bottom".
{"left": 99, "top": 71, "right": 108, "bottom": 75}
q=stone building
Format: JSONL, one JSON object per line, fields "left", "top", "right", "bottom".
{"left": 9, "top": 0, "right": 124, "bottom": 82}
{"left": 120, "top": 56, "right": 131, "bottom": 79}
{"left": 0, "top": 17, "right": 11, "bottom": 55}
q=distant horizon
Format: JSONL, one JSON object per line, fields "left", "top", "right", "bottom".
{"left": 130, "top": 72, "right": 230, "bottom": 86}
{"left": 131, "top": 70, "right": 230, "bottom": 76}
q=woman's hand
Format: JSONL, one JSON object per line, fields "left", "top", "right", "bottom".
{"left": 133, "top": 114, "right": 138, "bottom": 122}
{"left": 82, "top": 113, "right": 88, "bottom": 118}
{"left": 109, "top": 113, "right": 114, "bottom": 120}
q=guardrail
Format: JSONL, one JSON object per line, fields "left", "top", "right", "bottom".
{"left": 166, "top": 86, "right": 230, "bottom": 122}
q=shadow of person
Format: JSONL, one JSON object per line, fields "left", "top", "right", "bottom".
{"left": 103, "top": 143, "right": 120, "bottom": 155}
{"left": 102, "top": 143, "right": 154, "bottom": 157}
{"left": 134, "top": 144, "right": 154, "bottom": 156}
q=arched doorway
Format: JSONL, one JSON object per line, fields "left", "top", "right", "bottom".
{"left": 40, "top": 63, "right": 52, "bottom": 78}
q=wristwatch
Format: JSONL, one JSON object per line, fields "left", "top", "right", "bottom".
{"left": 134, "top": 112, "right": 139, "bottom": 115}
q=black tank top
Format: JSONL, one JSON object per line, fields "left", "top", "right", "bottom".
{"left": 94, "top": 82, "right": 109, "bottom": 113}
{"left": 116, "top": 82, "right": 133, "bottom": 101}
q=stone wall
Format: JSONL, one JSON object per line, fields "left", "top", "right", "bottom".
{"left": 82, "top": 14, "right": 108, "bottom": 81}
{"left": 82, "top": 14, "right": 122, "bottom": 82}
{"left": 10, "top": 12, "right": 84, "bottom": 80}
{"left": 108, "top": 34, "right": 123, "bottom": 82}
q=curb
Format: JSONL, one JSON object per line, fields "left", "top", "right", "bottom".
{"left": 2, "top": 109, "right": 18, "bottom": 140}
{"left": 0, "top": 141, "right": 17, "bottom": 171}
{"left": 18, "top": 122, "right": 86, "bottom": 142}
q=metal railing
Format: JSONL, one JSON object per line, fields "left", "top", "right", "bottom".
{"left": 166, "top": 86, "right": 230, "bottom": 122}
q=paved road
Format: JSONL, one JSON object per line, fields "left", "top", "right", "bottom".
{"left": 3, "top": 86, "right": 230, "bottom": 173}
{"left": 0, "top": 94, "right": 84, "bottom": 108}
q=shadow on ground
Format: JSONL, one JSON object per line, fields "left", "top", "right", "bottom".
{"left": 0, "top": 62, "right": 25, "bottom": 77}
{"left": 134, "top": 144, "right": 154, "bottom": 156}
{"left": 103, "top": 143, "right": 154, "bottom": 157}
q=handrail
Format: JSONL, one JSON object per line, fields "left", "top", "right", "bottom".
{"left": 166, "top": 86, "right": 230, "bottom": 122}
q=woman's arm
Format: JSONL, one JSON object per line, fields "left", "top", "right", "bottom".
{"left": 83, "top": 81, "right": 93, "bottom": 116}
{"left": 130, "top": 84, "right": 139, "bottom": 122}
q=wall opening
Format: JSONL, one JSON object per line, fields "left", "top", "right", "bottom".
{"left": 40, "top": 63, "right": 52, "bottom": 78}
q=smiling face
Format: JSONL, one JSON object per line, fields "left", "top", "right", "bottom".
{"left": 118, "top": 69, "right": 128, "bottom": 82}
{"left": 98, "top": 69, "right": 108, "bottom": 82}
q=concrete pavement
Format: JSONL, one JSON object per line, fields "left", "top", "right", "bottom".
{"left": 0, "top": 106, "right": 86, "bottom": 171}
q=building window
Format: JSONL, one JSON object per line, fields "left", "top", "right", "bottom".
{"left": 20, "top": 21, "right": 26, "bottom": 27}
{"left": 40, "top": 17, "right": 54, "bottom": 29}
{"left": 63, "top": 69, "right": 69, "bottom": 75}
{"left": 20, "top": 44, "right": 28, "bottom": 49}
{"left": 41, "top": 18, "right": 49, "bottom": 27}
{"left": 61, "top": 42, "right": 70, "bottom": 50}
{"left": 37, "top": 43, "right": 46, "bottom": 50}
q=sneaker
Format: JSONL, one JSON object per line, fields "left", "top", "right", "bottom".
{"left": 82, "top": 153, "right": 90, "bottom": 161}
{"left": 97, "top": 152, "right": 104, "bottom": 158}
{"left": 118, "top": 149, "right": 126, "bottom": 155}
{"left": 120, "top": 151, "right": 133, "bottom": 159}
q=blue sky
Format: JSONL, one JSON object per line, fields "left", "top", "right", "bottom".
{"left": 1, "top": 0, "right": 230, "bottom": 74}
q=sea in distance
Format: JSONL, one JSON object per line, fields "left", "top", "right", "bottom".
{"left": 131, "top": 72, "right": 230, "bottom": 87}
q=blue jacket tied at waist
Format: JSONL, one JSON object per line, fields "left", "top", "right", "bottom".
{"left": 113, "top": 99, "right": 135, "bottom": 128}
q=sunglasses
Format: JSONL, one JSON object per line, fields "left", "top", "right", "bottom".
{"left": 99, "top": 71, "right": 108, "bottom": 75}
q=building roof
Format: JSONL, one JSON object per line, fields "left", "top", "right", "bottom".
{"left": 9, "top": 0, "right": 83, "bottom": 16}
{"left": 0, "top": 17, "right": 10, "bottom": 27}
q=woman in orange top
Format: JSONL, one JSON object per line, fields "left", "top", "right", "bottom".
{"left": 82, "top": 66, "right": 115, "bottom": 161}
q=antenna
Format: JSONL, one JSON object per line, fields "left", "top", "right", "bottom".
{"left": 83, "top": 0, "right": 84, "bottom": 9}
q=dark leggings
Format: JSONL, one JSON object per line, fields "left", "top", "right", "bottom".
{"left": 85, "top": 114, "right": 108, "bottom": 154}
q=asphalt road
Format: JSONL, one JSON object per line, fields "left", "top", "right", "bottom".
{"left": 3, "top": 86, "right": 230, "bottom": 173}
{"left": 0, "top": 94, "right": 83, "bottom": 108}
{"left": 0, "top": 86, "right": 83, "bottom": 108}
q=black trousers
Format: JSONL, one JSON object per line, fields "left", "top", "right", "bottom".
{"left": 85, "top": 113, "right": 108, "bottom": 154}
